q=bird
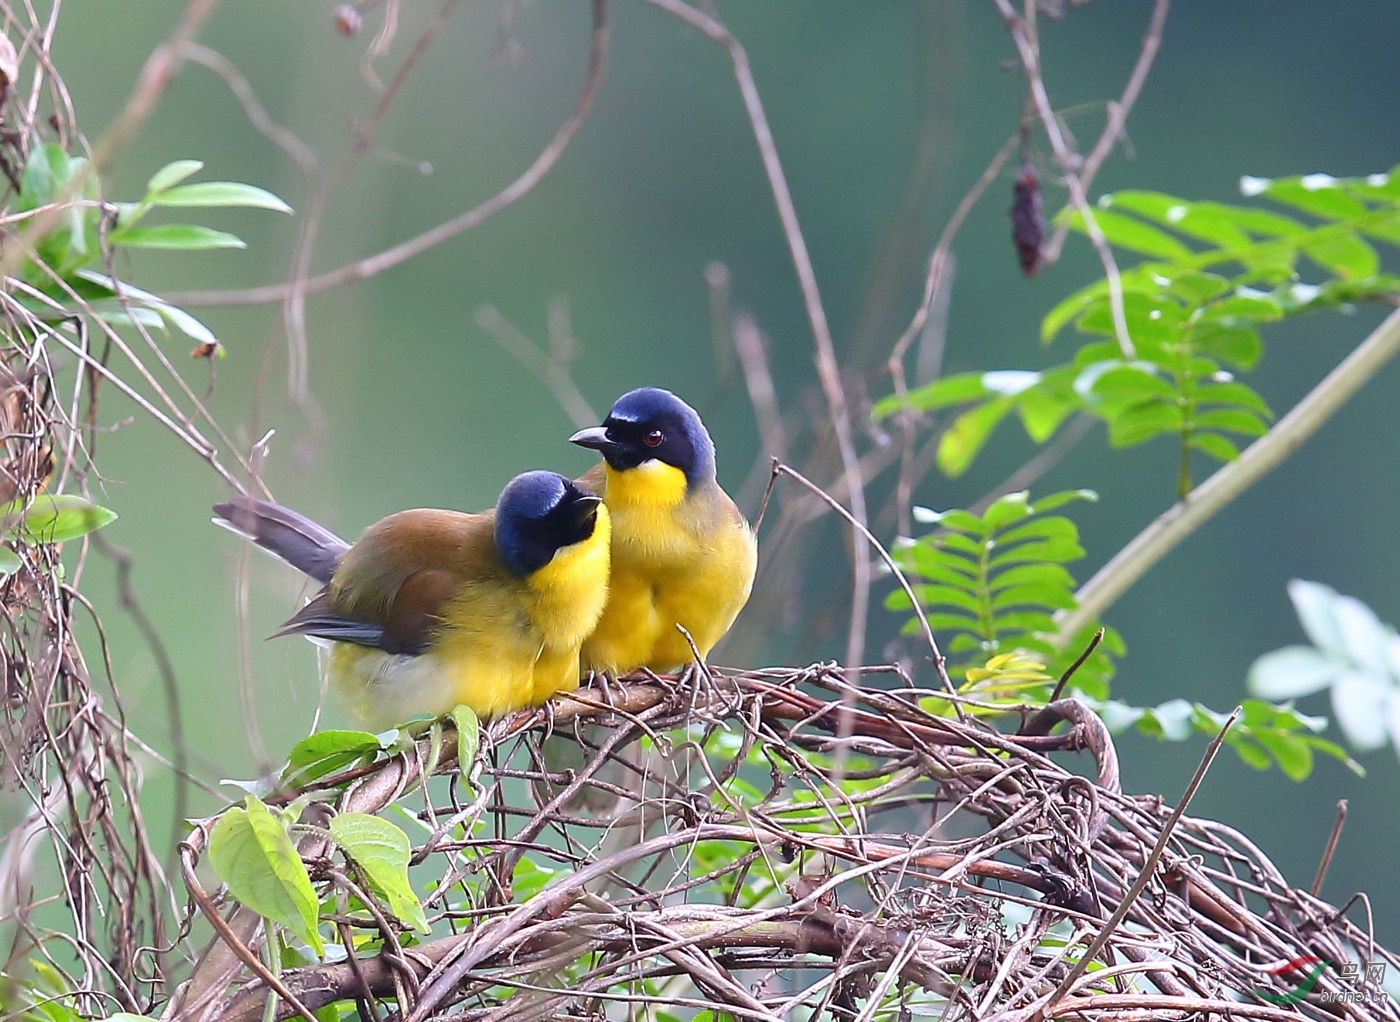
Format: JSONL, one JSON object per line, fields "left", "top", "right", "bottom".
{"left": 212, "top": 471, "right": 611, "bottom": 729}
{"left": 569, "top": 387, "right": 757, "bottom": 675}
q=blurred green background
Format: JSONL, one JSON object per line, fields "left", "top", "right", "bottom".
{"left": 49, "top": 1, "right": 1400, "bottom": 940}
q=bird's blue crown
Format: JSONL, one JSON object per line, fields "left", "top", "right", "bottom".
{"left": 604, "top": 387, "right": 715, "bottom": 483}
{"left": 496, "top": 471, "right": 600, "bottom": 576}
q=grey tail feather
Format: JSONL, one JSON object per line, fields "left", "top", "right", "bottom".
{"left": 212, "top": 497, "right": 350, "bottom": 584}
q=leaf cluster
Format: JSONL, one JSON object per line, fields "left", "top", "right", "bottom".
{"left": 886, "top": 488, "right": 1122, "bottom": 698}
{"left": 875, "top": 168, "right": 1400, "bottom": 497}
{"left": 1249, "top": 579, "right": 1400, "bottom": 761}
{"left": 1090, "top": 694, "right": 1360, "bottom": 781}
{"left": 15, "top": 148, "right": 289, "bottom": 349}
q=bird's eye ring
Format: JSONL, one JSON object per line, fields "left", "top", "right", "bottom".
{"left": 644, "top": 430, "right": 664, "bottom": 447}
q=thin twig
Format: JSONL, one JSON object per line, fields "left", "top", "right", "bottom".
{"left": 88, "top": 533, "right": 189, "bottom": 872}
{"left": 993, "top": 0, "right": 1135, "bottom": 360}
{"left": 1048, "top": 627, "right": 1103, "bottom": 704}
{"left": 645, "top": 0, "right": 873, "bottom": 676}
{"left": 475, "top": 305, "right": 598, "bottom": 429}
{"left": 1311, "top": 799, "right": 1347, "bottom": 897}
{"left": 178, "top": 42, "right": 317, "bottom": 173}
{"left": 1042, "top": 0, "right": 1171, "bottom": 263}
{"left": 167, "top": 0, "right": 610, "bottom": 308}
{"left": 771, "top": 460, "right": 960, "bottom": 712}
{"left": 1035, "top": 705, "right": 1241, "bottom": 1021}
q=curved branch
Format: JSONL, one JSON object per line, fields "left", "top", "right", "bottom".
{"left": 167, "top": 0, "right": 609, "bottom": 308}
{"left": 642, "top": 0, "right": 873, "bottom": 675}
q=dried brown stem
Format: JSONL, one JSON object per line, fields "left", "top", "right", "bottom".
{"left": 644, "top": 0, "right": 872, "bottom": 676}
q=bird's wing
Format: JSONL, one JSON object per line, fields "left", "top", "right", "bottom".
{"left": 577, "top": 461, "right": 607, "bottom": 496}
{"left": 277, "top": 509, "right": 508, "bottom": 656}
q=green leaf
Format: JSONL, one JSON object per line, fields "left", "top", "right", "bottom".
{"left": 1076, "top": 291, "right": 1183, "bottom": 349}
{"left": 0, "top": 495, "right": 117, "bottom": 544}
{"left": 1165, "top": 270, "right": 1234, "bottom": 304}
{"left": 282, "top": 730, "right": 382, "bottom": 785}
{"left": 1192, "top": 408, "right": 1269, "bottom": 436}
{"left": 1029, "top": 489, "right": 1097, "bottom": 514}
{"left": 874, "top": 372, "right": 989, "bottom": 418}
{"left": 1070, "top": 207, "right": 1195, "bottom": 260}
{"left": 151, "top": 181, "right": 292, "bottom": 213}
{"left": 1103, "top": 192, "right": 1254, "bottom": 249}
{"left": 936, "top": 397, "right": 1015, "bottom": 477}
{"left": 1087, "top": 364, "right": 1177, "bottom": 412}
{"left": 981, "top": 491, "right": 1032, "bottom": 531}
{"left": 1197, "top": 293, "right": 1284, "bottom": 325}
{"left": 1230, "top": 738, "right": 1273, "bottom": 770}
{"left": 1253, "top": 731, "right": 1313, "bottom": 780}
{"left": 94, "top": 307, "right": 167, "bottom": 331}
{"left": 1259, "top": 176, "right": 1370, "bottom": 220}
{"left": 1302, "top": 227, "right": 1380, "bottom": 278}
{"left": 985, "top": 610, "right": 1057, "bottom": 633}
{"left": 989, "top": 563, "right": 1075, "bottom": 591}
{"left": 209, "top": 796, "right": 324, "bottom": 955}
{"left": 912, "top": 584, "right": 982, "bottom": 615}
{"left": 1016, "top": 382, "right": 1077, "bottom": 442}
{"left": 1188, "top": 432, "right": 1241, "bottom": 462}
{"left": 329, "top": 813, "right": 430, "bottom": 933}
{"left": 988, "top": 538, "right": 1085, "bottom": 568}
{"left": 1107, "top": 401, "right": 1182, "bottom": 446}
{"left": 995, "top": 516, "right": 1077, "bottom": 546}
{"left": 1248, "top": 646, "right": 1340, "bottom": 699}
{"left": 1187, "top": 324, "right": 1265, "bottom": 369}
{"left": 112, "top": 224, "right": 246, "bottom": 250}
{"left": 923, "top": 509, "right": 986, "bottom": 535}
{"left": 990, "top": 583, "right": 1077, "bottom": 612}
{"left": 902, "top": 612, "right": 983, "bottom": 635}
{"left": 510, "top": 856, "right": 558, "bottom": 902}
{"left": 926, "top": 530, "right": 984, "bottom": 556}
{"left": 77, "top": 270, "right": 219, "bottom": 346}
{"left": 902, "top": 541, "right": 977, "bottom": 577}
{"left": 0, "top": 547, "right": 21, "bottom": 576}
{"left": 451, "top": 704, "right": 480, "bottom": 771}
{"left": 19, "top": 144, "right": 70, "bottom": 211}
{"left": 1042, "top": 281, "right": 1109, "bottom": 342}
{"left": 1196, "top": 381, "right": 1271, "bottom": 415}
{"left": 146, "top": 159, "right": 204, "bottom": 194}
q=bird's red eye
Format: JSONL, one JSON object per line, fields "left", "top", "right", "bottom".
{"left": 644, "top": 430, "right": 664, "bottom": 447}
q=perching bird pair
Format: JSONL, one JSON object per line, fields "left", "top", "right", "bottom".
{"left": 214, "top": 388, "right": 758, "bottom": 730}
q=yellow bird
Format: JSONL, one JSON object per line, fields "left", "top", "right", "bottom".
{"left": 213, "top": 471, "right": 610, "bottom": 728}
{"left": 570, "top": 387, "right": 757, "bottom": 674}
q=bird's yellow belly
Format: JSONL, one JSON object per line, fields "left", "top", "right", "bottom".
{"left": 581, "top": 546, "right": 748, "bottom": 674}
{"left": 329, "top": 634, "right": 580, "bottom": 729}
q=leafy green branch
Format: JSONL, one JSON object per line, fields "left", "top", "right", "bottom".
{"left": 14, "top": 146, "right": 289, "bottom": 348}
{"left": 882, "top": 487, "right": 1350, "bottom": 778}
{"left": 875, "top": 168, "right": 1400, "bottom": 499}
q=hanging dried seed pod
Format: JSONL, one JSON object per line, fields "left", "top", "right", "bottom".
{"left": 1011, "top": 162, "right": 1045, "bottom": 277}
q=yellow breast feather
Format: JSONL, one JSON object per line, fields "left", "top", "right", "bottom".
{"left": 582, "top": 463, "right": 756, "bottom": 674}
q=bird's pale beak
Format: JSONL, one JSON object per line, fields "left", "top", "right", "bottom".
{"left": 567, "top": 492, "right": 603, "bottom": 530}
{"left": 569, "top": 426, "right": 620, "bottom": 455}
